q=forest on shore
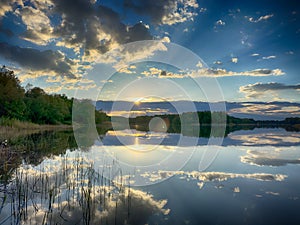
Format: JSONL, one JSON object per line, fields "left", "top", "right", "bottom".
{"left": 0, "top": 67, "right": 108, "bottom": 126}
{"left": 1, "top": 66, "right": 299, "bottom": 131}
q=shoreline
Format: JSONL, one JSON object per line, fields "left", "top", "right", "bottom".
{"left": 0, "top": 123, "right": 73, "bottom": 140}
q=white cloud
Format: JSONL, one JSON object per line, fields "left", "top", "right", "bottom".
{"left": 251, "top": 53, "right": 260, "bottom": 57}
{"left": 262, "top": 55, "right": 276, "bottom": 60}
{"left": 189, "top": 68, "right": 284, "bottom": 77}
{"left": 231, "top": 57, "right": 238, "bottom": 63}
{"left": 161, "top": 0, "right": 199, "bottom": 25}
{"left": 215, "top": 19, "right": 226, "bottom": 26}
{"left": 0, "top": 0, "right": 23, "bottom": 17}
{"left": 118, "top": 67, "right": 136, "bottom": 74}
{"left": 140, "top": 170, "right": 287, "bottom": 183}
{"left": 239, "top": 82, "right": 300, "bottom": 99}
{"left": 214, "top": 60, "right": 223, "bottom": 65}
{"left": 248, "top": 14, "right": 274, "bottom": 23}
{"left": 98, "top": 38, "right": 170, "bottom": 70}
{"left": 241, "top": 149, "right": 300, "bottom": 166}
{"left": 16, "top": 6, "right": 55, "bottom": 45}
{"left": 139, "top": 67, "right": 284, "bottom": 79}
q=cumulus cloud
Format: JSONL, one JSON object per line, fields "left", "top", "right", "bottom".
{"left": 1, "top": 0, "right": 175, "bottom": 91}
{"left": 118, "top": 65, "right": 137, "bottom": 74}
{"left": 98, "top": 38, "right": 170, "bottom": 70}
{"left": 15, "top": 6, "right": 54, "bottom": 45}
{"left": 251, "top": 53, "right": 260, "bottom": 57}
{"left": 0, "top": 0, "right": 23, "bottom": 18}
{"left": 51, "top": 0, "right": 153, "bottom": 56}
{"left": 240, "top": 82, "right": 300, "bottom": 98}
{"left": 6, "top": 0, "right": 154, "bottom": 57}
{"left": 0, "top": 1, "right": 12, "bottom": 18}
{"left": 0, "top": 42, "right": 77, "bottom": 79}
{"left": 247, "top": 14, "right": 274, "bottom": 23}
{"left": 123, "top": 0, "right": 199, "bottom": 25}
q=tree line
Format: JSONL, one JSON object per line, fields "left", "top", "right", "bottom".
{"left": 0, "top": 67, "right": 108, "bottom": 125}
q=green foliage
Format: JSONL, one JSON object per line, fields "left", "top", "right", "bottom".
{"left": 1, "top": 67, "right": 109, "bottom": 125}
{"left": 25, "top": 87, "right": 72, "bottom": 124}
{"left": 0, "top": 66, "right": 26, "bottom": 119}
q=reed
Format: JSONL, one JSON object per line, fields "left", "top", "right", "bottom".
{"left": 0, "top": 154, "right": 132, "bottom": 225}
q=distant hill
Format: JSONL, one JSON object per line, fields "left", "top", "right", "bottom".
{"left": 96, "top": 100, "right": 300, "bottom": 120}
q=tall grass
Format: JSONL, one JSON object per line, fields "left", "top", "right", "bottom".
{"left": 0, "top": 153, "right": 169, "bottom": 225}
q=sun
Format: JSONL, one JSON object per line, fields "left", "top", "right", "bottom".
{"left": 134, "top": 100, "right": 141, "bottom": 106}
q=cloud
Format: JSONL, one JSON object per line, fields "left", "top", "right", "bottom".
{"left": 286, "top": 51, "right": 294, "bottom": 55}
{"left": 240, "top": 31, "right": 252, "bottom": 47}
{"left": 241, "top": 150, "right": 300, "bottom": 166}
{"left": 15, "top": 6, "right": 54, "bottom": 45}
{"left": 0, "top": 42, "right": 77, "bottom": 79}
{"left": 139, "top": 67, "right": 284, "bottom": 79}
{"left": 98, "top": 38, "right": 170, "bottom": 70}
{"left": 118, "top": 65, "right": 137, "bottom": 74}
{"left": 140, "top": 170, "right": 286, "bottom": 184}
{"left": 228, "top": 103, "right": 300, "bottom": 121}
{"left": 214, "top": 60, "right": 223, "bottom": 65}
{"left": 0, "top": 0, "right": 12, "bottom": 18}
{"left": 2, "top": 154, "right": 170, "bottom": 225}
{"left": 189, "top": 68, "right": 284, "bottom": 77}
{"left": 231, "top": 57, "right": 238, "bottom": 63}
{"left": 0, "top": 0, "right": 23, "bottom": 18}
{"left": 251, "top": 53, "right": 260, "bottom": 57}
{"left": 240, "top": 82, "right": 300, "bottom": 98}
{"left": 247, "top": 14, "right": 274, "bottom": 23}
{"left": 123, "top": 0, "right": 199, "bottom": 25}
{"left": 1, "top": 0, "right": 168, "bottom": 91}
{"left": 262, "top": 55, "right": 276, "bottom": 60}
{"left": 265, "top": 191, "right": 280, "bottom": 196}
{"left": 8, "top": 0, "right": 154, "bottom": 57}
{"left": 215, "top": 20, "right": 225, "bottom": 26}
{"left": 229, "top": 131, "right": 300, "bottom": 146}
{"left": 52, "top": 1, "right": 153, "bottom": 55}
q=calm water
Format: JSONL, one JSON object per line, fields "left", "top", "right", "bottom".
{"left": 1, "top": 128, "right": 300, "bottom": 225}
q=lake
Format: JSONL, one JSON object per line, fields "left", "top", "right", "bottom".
{"left": 1, "top": 127, "right": 300, "bottom": 225}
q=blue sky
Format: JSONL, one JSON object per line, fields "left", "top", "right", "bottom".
{"left": 0, "top": 0, "right": 299, "bottom": 102}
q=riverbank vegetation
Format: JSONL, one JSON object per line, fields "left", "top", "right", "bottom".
{"left": 0, "top": 67, "right": 108, "bottom": 128}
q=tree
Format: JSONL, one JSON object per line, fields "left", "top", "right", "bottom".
{"left": 0, "top": 66, "right": 26, "bottom": 119}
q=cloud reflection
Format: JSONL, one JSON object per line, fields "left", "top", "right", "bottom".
{"left": 241, "top": 149, "right": 300, "bottom": 166}
{"left": 140, "top": 170, "right": 286, "bottom": 184}
{"left": 0, "top": 152, "right": 170, "bottom": 225}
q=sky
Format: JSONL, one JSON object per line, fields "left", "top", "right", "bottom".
{"left": 0, "top": 0, "right": 299, "bottom": 103}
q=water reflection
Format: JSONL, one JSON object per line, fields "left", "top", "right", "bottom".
{"left": 0, "top": 130, "right": 78, "bottom": 183}
{"left": 0, "top": 151, "right": 169, "bottom": 225}
{"left": 1, "top": 127, "right": 300, "bottom": 224}
{"left": 101, "top": 128, "right": 300, "bottom": 147}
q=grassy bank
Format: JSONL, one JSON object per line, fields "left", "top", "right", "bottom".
{"left": 0, "top": 117, "right": 72, "bottom": 140}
